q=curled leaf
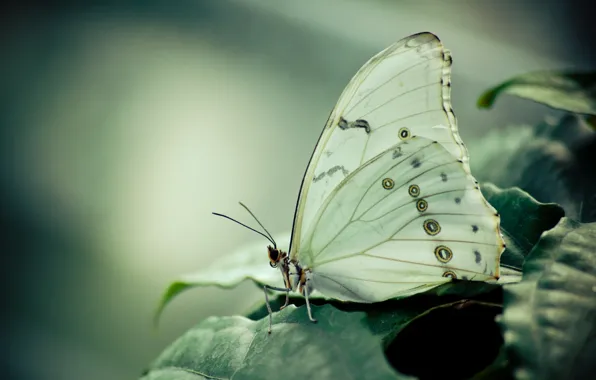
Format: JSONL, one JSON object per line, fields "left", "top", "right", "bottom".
{"left": 478, "top": 71, "right": 596, "bottom": 115}
{"left": 481, "top": 184, "right": 565, "bottom": 266}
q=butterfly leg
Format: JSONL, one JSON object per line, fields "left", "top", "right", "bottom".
{"left": 303, "top": 281, "right": 317, "bottom": 324}
{"left": 263, "top": 284, "right": 292, "bottom": 334}
{"left": 280, "top": 271, "right": 298, "bottom": 310}
{"left": 279, "top": 291, "right": 290, "bottom": 310}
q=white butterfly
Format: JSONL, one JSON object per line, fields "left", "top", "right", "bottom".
{"left": 216, "top": 32, "right": 506, "bottom": 333}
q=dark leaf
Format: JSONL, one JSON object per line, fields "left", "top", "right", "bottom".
{"left": 500, "top": 218, "right": 596, "bottom": 380}
{"left": 481, "top": 184, "right": 565, "bottom": 266}
{"left": 469, "top": 115, "right": 595, "bottom": 222}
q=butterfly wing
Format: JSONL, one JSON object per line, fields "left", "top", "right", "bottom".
{"left": 289, "top": 32, "right": 468, "bottom": 258}
{"left": 300, "top": 136, "right": 504, "bottom": 302}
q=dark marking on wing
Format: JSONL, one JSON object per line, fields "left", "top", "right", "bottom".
{"left": 474, "top": 250, "right": 481, "bottom": 264}
{"left": 313, "top": 165, "right": 349, "bottom": 183}
{"left": 440, "top": 172, "right": 448, "bottom": 182}
{"left": 338, "top": 116, "right": 371, "bottom": 134}
{"left": 392, "top": 147, "right": 403, "bottom": 159}
{"left": 411, "top": 157, "right": 421, "bottom": 168}
{"left": 472, "top": 225, "right": 478, "bottom": 233}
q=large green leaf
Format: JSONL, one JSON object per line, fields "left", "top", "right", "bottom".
{"left": 154, "top": 185, "right": 565, "bottom": 325}
{"left": 153, "top": 232, "right": 296, "bottom": 326}
{"left": 147, "top": 296, "right": 506, "bottom": 380}
{"left": 500, "top": 218, "right": 596, "bottom": 380}
{"left": 142, "top": 304, "right": 413, "bottom": 380}
{"left": 478, "top": 71, "right": 596, "bottom": 115}
{"left": 243, "top": 288, "right": 502, "bottom": 349}
{"left": 148, "top": 190, "right": 568, "bottom": 379}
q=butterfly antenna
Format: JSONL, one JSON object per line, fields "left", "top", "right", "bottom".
{"left": 212, "top": 207, "right": 277, "bottom": 248}
{"left": 238, "top": 202, "right": 277, "bottom": 248}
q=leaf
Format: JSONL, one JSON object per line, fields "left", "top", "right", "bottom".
{"left": 478, "top": 71, "right": 596, "bottom": 115}
{"left": 153, "top": 232, "right": 295, "bottom": 326}
{"left": 143, "top": 304, "right": 413, "bottom": 380}
{"left": 500, "top": 218, "right": 596, "bottom": 380}
{"left": 481, "top": 183, "right": 565, "bottom": 267}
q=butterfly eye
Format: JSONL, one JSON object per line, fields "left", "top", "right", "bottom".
{"left": 443, "top": 270, "right": 457, "bottom": 279}
{"left": 381, "top": 178, "right": 394, "bottom": 190}
{"left": 434, "top": 245, "right": 453, "bottom": 263}
{"left": 423, "top": 219, "right": 441, "bottom": 236}
{"left": 398, "top": 127, "right": 410, "bottom": 140}
{"left": 268, "top": 248, "right": 280, "bottom": 262}
{"left": 268, "top": 246, "right": 282, "bottom": 269}
{"left": 408, "top": 184, "right": 420, "bottom": 197}
{"left": 416, "top": 199, "right": 428, "bottom": 212}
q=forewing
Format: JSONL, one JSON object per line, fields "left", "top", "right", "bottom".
{"left": 300, "top": 136, "right": 504, "bottom": 302}
{"left": 290, "top": 32, "right": 467, "bottom": 258}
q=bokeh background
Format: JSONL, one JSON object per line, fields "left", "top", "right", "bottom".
{"left": 3, "top": 1, "right": 595, "bottom": 379}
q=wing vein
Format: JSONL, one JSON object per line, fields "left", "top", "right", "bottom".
{"left": 344, "top": 59, "right": 438, "bottom": 117}
{"left": 374, "top": 108, "right": 444, "bottom": 131}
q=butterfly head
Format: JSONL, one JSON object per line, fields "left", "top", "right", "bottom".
{"left": 267, "top": 245, "right": 287, "bottom": 268}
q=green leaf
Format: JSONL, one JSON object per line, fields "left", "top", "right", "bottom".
{"left": 143, "top": 304, "right": 413, "bottom": 380}
{"left": 153, "top": 232, "right": 297, "bottom": 326}
{"left": 147, "top": 296, "right": 507, "bottom": 379}
{"left": 478, "top": 71, "right": 596, "bottom": 115}
{"left": 481, "top": 183, "right": 565, "bottom": 268}
{"left": 500, "top": 218, "right": 596, "bottom": 380}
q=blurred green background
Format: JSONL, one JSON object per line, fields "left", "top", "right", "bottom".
{"left": 3, "top": 1, "right": 595, "bottom": 379}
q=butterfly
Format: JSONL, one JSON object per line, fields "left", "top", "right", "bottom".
{"left": 214, "top": 32, "right": 506, "bottom": 333}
